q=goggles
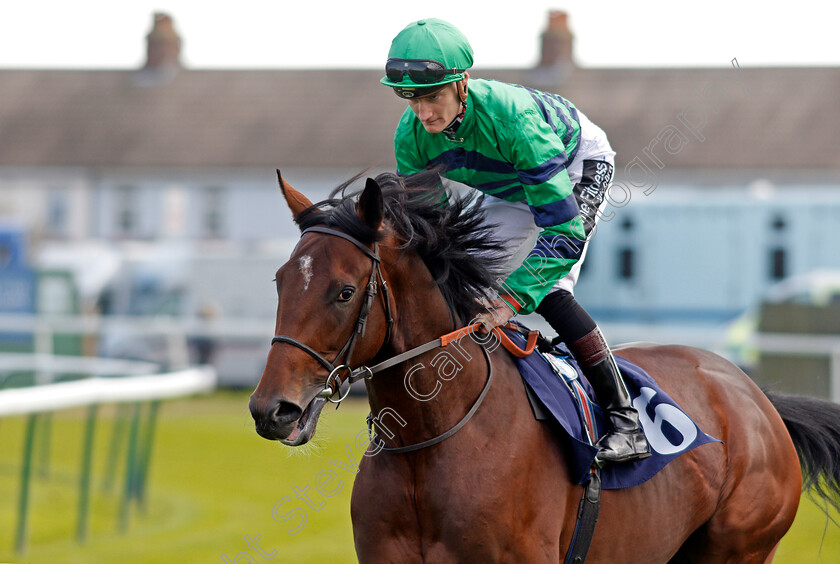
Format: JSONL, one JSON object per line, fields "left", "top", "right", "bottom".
{"left": 385, "top": 58, "right": 463, "bottom": 85}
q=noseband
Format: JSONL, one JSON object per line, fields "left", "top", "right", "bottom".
{"left": 271, "top": 226, "right": 394, "bottom": 403}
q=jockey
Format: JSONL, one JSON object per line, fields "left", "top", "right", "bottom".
{"left": 381, "top": 18, "right": 650, "bottom": 465}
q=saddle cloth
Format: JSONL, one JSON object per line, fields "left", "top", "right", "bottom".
{"left": 502, "top": 327, "right": 721, "bottom": 490}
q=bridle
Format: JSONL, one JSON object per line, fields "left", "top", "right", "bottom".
{"left": 271, "top": 226, "right": 394, "bottom": 403}
{"left": 269, "top": 225, "right": 537, "bottom": 453}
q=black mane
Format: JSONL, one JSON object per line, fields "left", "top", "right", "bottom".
{"left": 296, "top": 170, "right": 506, "bottom": 322}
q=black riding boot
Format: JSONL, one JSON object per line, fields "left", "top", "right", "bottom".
{"left": 569, "top": 327, "right": 651, "bottom": 465}
{"left": 535, "top": 291, "right": 651, "bottom": 464}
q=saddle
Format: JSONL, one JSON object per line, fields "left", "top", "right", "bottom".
{"left": 499, "top": 323, "right": 720, "bottom": 490}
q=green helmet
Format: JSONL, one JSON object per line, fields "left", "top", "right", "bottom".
{"left": 381, "top": 19, "right": 473, "bottom": 96}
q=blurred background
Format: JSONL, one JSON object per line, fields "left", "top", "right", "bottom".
{"left": 1, "top": 1, "right": 839, "bottom": 562}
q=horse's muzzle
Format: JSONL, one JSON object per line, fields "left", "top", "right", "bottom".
{"left": 249, "top": 395, "right": 302, "bottom": 441}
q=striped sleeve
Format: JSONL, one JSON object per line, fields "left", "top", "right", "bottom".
{"left": 498, "top": 111, "right": 587, "bottom": 315}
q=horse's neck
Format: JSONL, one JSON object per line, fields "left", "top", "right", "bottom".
{"left": 365, "top": 253, "right": 490, "bottom": 447}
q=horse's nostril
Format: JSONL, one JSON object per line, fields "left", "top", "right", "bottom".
{"left": 272, "top": 400, "right": 303, "bottom": 425}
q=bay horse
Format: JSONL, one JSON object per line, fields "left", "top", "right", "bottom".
{"left": 250, "top": 170, "right": 840, "bottom": 563}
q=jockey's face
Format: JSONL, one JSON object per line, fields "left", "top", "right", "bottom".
{"left": 407, "top": 81, "right": 463, "bottom": 134}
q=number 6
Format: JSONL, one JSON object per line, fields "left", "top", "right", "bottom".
{"left": 632, "top": 386, "right": 697, "bottom": 455}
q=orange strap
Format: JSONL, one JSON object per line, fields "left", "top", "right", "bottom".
{"left": 495, "top": 325, "right": 539, "bottom": 358}
{"left": 440, "top": 323, "right": 481, "bottom": 346}
{"left": 439, "top": 322, "right": 538, "bottom": 358}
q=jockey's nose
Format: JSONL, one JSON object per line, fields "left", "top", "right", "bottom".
{"left": 414, "top": 100, "right": 434, "bottom": 121}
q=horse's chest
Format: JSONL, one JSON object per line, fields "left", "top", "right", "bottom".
{"left": 352, "top": 452, "right": 563, "bottom": 562}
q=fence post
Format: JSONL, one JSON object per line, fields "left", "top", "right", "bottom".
{"left": 77, "top": 404, "right": 98, "bottom": 543}
{"left": 134, "top": 400, "right": 161, "bottom": 510}
{"left": 119, "top": 402, "right": 143, "bottom": 532}
{"left": 102, "top": 408, "right": 127, "bottom": 492}
{"left": 36, "top": 411, "right": 52, "bottom": 479}
{"left": 15, "top": 413, "right": 39, "bottom": 553}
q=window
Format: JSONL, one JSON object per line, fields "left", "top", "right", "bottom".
{"left": 0, "top": 241, "right": 11, "bottom": 268}
{"left": 617, "top": 247, "right": 635, "bottom": 280}
{"left": 46, "top": 189, "right": 68, "bottom": 237}
{"left": 769, "top": 248, "right": 787, "bottom": 281}
{"left": 116, "top": 186, "right": 137, "bottom": 236}
{"left": 203, "top": 186, "right": 224, "bottom": 238}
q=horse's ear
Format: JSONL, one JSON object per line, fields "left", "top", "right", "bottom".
{"left": 358, "top": 178, "right": 384, "bottom": 230}
{"left": 277, "top": 170, "right": 313, "bottom": 221}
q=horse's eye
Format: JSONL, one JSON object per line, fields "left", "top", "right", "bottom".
{"left": 337, "top": 287, "right": 355, "bottom": 302}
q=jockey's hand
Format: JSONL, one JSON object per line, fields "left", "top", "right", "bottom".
{"left": 475, "top": 298, "right": 516, "bottom": 334}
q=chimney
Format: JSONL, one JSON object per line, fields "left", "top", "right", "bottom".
{"left": 144, "top": 13, "right": 181, "bottom": 71}
{"left": 532, "top": 11, "right": 574, "bottom": 86}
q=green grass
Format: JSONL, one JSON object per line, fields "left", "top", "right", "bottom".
{"left": 0, "top": 391, "right": 837, "bottom": 563}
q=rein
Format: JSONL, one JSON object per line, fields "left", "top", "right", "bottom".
{"left": 368, "top": 344, "right": 493, "bottom": 454}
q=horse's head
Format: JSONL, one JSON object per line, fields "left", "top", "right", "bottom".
{"left": 249, "top": 172, "right": 391, "bottom": 445}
